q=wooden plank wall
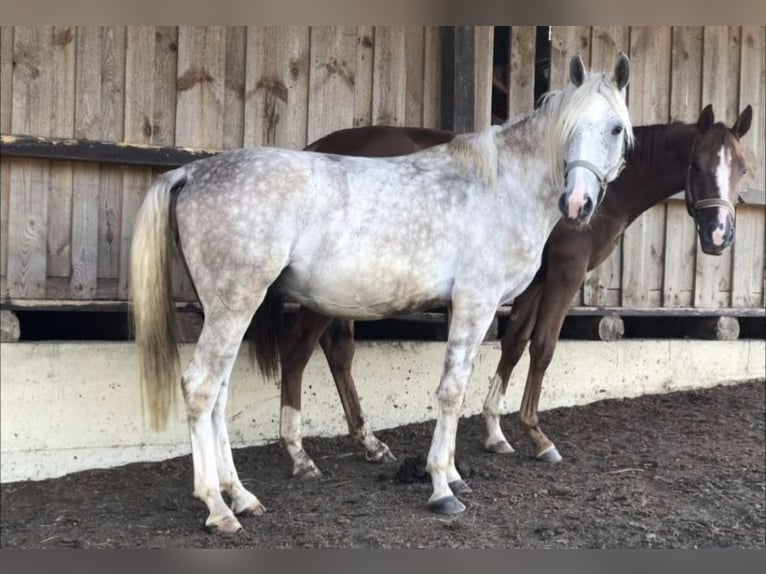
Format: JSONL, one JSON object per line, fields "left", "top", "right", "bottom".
{"left": 545, "top": 26, "right": 765, "bottom": 311}
{"left": 0, "top": 26, "right": 443, "bottom": 303}
{"left": 1, "top": 26, "right": 764, "bottom": 311}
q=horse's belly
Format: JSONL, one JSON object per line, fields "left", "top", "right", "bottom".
{"left": 277, "top": 265, "right": 452, "bottom": 320}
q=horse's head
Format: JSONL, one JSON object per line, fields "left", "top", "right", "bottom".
{"left": 686, "top": 104, "right": 752, "bottom": 255}
{"left": 552, "top": 53, "right": 633, "bottom": 226}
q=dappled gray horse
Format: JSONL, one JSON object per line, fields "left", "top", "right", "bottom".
{"left": 130, "top": 54, "right": 632, "bottom": 533}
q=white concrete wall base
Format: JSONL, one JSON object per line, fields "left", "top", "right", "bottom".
{"left": 2, "top": 339, "right": 764, "bottom": 483}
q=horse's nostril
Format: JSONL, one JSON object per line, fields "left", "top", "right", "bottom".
{"left": 581, "top": 196, "right": 593, "bottom": 219}
{"left": 558, "top": 193, "right": 568, "bottom": 216}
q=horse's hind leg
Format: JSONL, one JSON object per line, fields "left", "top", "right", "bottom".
{"left": 483, "top": 279, "right": 543, "bottom": 454}
{"left": 280, "top": 307, "right": 332, "bottom": 478}
{"left": 183, "top": 305, "right": 258, "bottom": 534}
{"left": 319, "top": 319, "right": 395, "bottom": 463}
{"left": 213, "top": 373, "right": 265, "bottom": 517}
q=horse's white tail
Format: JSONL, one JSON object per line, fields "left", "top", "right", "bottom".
{"left": 129, "top": 168, "right": 187, "bottom": 431}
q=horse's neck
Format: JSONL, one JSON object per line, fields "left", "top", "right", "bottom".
{"left": 605, "top": 123, "right": 696, "bottom": 225}
{"left": 496, "top": 113, "right": 557, "bottom": 204}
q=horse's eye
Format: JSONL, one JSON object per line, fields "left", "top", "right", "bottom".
{"left": 742, "top": 168, "right": 748, "bottom": 176}
{"left": 611, "top": 124, "right": 623, "bottom": 136}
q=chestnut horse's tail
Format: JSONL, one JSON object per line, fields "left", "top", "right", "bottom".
{"left": 246, "top": 285, "right": 284, "bottom": 382}
{"left": 129, "top": 167, "right": 187, "bottom": 431}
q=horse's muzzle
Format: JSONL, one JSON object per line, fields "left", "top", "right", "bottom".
{"left": 699, "top": 221, "right": 735, "bottom": 255}
{"left": 559, "top": 191, "right": 594, "bottom": 225}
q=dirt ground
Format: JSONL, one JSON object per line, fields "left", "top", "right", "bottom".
{"left": 1, "top": 380, "right": 764, "bottom": 549}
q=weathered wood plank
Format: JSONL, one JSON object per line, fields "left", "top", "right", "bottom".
{"left": 731, "top": 205, "right": 766, "bottom": 308}
{"left": 175, "top": 26, "right": 225, "bottom": 149}
{"left": 422, "top": 27, "right": 441, "bottom": 130}
{"left": 8, "top": 28, "right": 67, "bottom": 298}
{"left": 583, "top": 26, "right": 630, "bottom": 307}
{"left": 96, "top": 27, "right": 126, "bottom": 282}
{"left": 245, "top": 27, "right": 310, "bottom": 149}
{"left": 306, "top": 26, "right": 357, "bottom": 142}
{"left": 732, "top": 26, "right": 766, "bottom": 308}
{"left": 151, "top": 26, "right": 179, "bottom": 147}
{"left": 507, "top": 26, "right": 537, "bottom": 120}
{"left": 663, "top": 26, "right": 703, "bottom": 308}
{"left": 353, "top": 26, "right": 375, "bottom": 128}
{"left": 621, "top": 26, "right": 671, "bottom": 308}
{"left": 695, "top": 26, "right": 739, "bottom": 308}
{"left": 46, "top": 27, "right": 76, "bottom": 284}
{"left": 1, "top": 27, "right": 13, "bottom": 284}
{"left": 372, "top": 26, "right": 406, "bottom": 126}
{"left": 440, "top": 26, "right": 475, "bottom": 133}
{"left": 473, "top": 26, "right": 494, "bottom": 131}
{"left": 223, "top": 26, "right": 246, "bottom": 150}
{"left": 404, "top": 27, "right": 425, "bottom": 127}
{"left": 71, "top": 27, "right": 105, "bottom": 299}
{"left": 549, "top": 26, "right": 591, "bottom": 91}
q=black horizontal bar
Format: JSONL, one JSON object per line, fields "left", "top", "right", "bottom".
{"left": 1, "top": 134, "right": 219, "bottom": 168}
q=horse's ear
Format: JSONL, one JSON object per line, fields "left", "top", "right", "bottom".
{"left": 569, "top": 54, "right": 585, "bottom": 87}
{"left": 732, "top": 105, "right": 752, "bottom": 138}
{"left": 697, "top": 104, "right": 715, "bottom": 134}
{"left": 613, "top": 52, "right": 630, "bottom": 90}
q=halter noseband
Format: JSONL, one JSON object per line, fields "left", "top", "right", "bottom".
{"left": 564, "top": 158, "right": 620, "bottom": 207}
{"left": 684, "top": 140, "right": 736, "bottom": 221}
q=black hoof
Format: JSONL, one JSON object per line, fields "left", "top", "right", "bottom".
{"left": 448, "top": 479, "right": 473, "bottom": 495}
{"left": 428, "top": 495, "right": 466, "bottom": 515}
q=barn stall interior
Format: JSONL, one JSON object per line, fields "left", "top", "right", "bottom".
{"left": 0, "top": 26, "right": 764, "bottom": 484}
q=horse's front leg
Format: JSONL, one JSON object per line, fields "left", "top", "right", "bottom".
{"left": 426, "top": 295, "right": 499, "bottom": 515}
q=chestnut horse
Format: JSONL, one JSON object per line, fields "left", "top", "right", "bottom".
{"left": 250, "top": 103, "right": 752, "bottom": 481}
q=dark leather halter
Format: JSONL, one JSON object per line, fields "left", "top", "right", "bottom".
{"left": 684, "top": 140, "right": 736, "bottom": 221}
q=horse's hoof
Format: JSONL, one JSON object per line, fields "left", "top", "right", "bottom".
{"left": 366, "top": 445, "right": 397, "bottom": 464}
{"left": 234, "top": 500, "right": 266, "bottom": 517}
{"left": 485, "top": 440, "right": 515, "bottom": 455}
{"left": 428, "top": 495, "right": 466, "bottom": 516}
{"left": 205, "top": 515, "right": 243, "bottom": 535}
{"left": 536, "top": 446, "right": 562, "bottom": 463}
{"left": 448, "top": 479, "right": 473, "bottom": 495}
{"left": 293, "top": 464, "right": 322, "bottom": 480}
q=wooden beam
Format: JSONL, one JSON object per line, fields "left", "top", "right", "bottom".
{"left": 0, "top": 134, "right": 217, "bottom": 168}
{"left": 440, "top": 26, "right": 475, "bottom": 133}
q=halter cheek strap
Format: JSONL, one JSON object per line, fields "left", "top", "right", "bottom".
{"left": 564, "top": 159, "right": 612, "bottom": 206}
{"left": 684, "top": 163, "right": 736, "bottom": 221}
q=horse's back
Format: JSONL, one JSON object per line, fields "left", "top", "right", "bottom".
{"left": 305, "top": 125, "right": 454, "bottom": 157}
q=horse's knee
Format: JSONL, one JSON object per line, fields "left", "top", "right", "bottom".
{"left": 529, "top": 337, "right": 556, "bottom": 371}
{"left": 182, "top": 377, "right": 218, "bottom": 420}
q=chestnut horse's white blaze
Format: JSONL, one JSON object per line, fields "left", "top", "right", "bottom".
{"left": 130, "top": 54, "right": 632, "bottom": 533}
{"left": 712, "top": 146, "right": 732, "bottom": 247}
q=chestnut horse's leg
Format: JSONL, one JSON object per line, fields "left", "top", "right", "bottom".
{"left": 279, "top": 308, "right": 333, "bottom": 478}
{"left": 319, "top": 320, "right": 395, "bottom": 463}
{"left": 517, "top": 259, "right": 587, "bottom": 462}
{"left": 482, "top": 278, "right": 544, "bottom": 454}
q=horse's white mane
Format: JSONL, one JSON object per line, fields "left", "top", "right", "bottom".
{"left": 540, "top": 71, "right": 634, "bottom": 189}
{"left": 446, "top": 125, "right": 502, "bottom": 188}
{"left": 444, "top": 68, "right": 632, "bottom": 192}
